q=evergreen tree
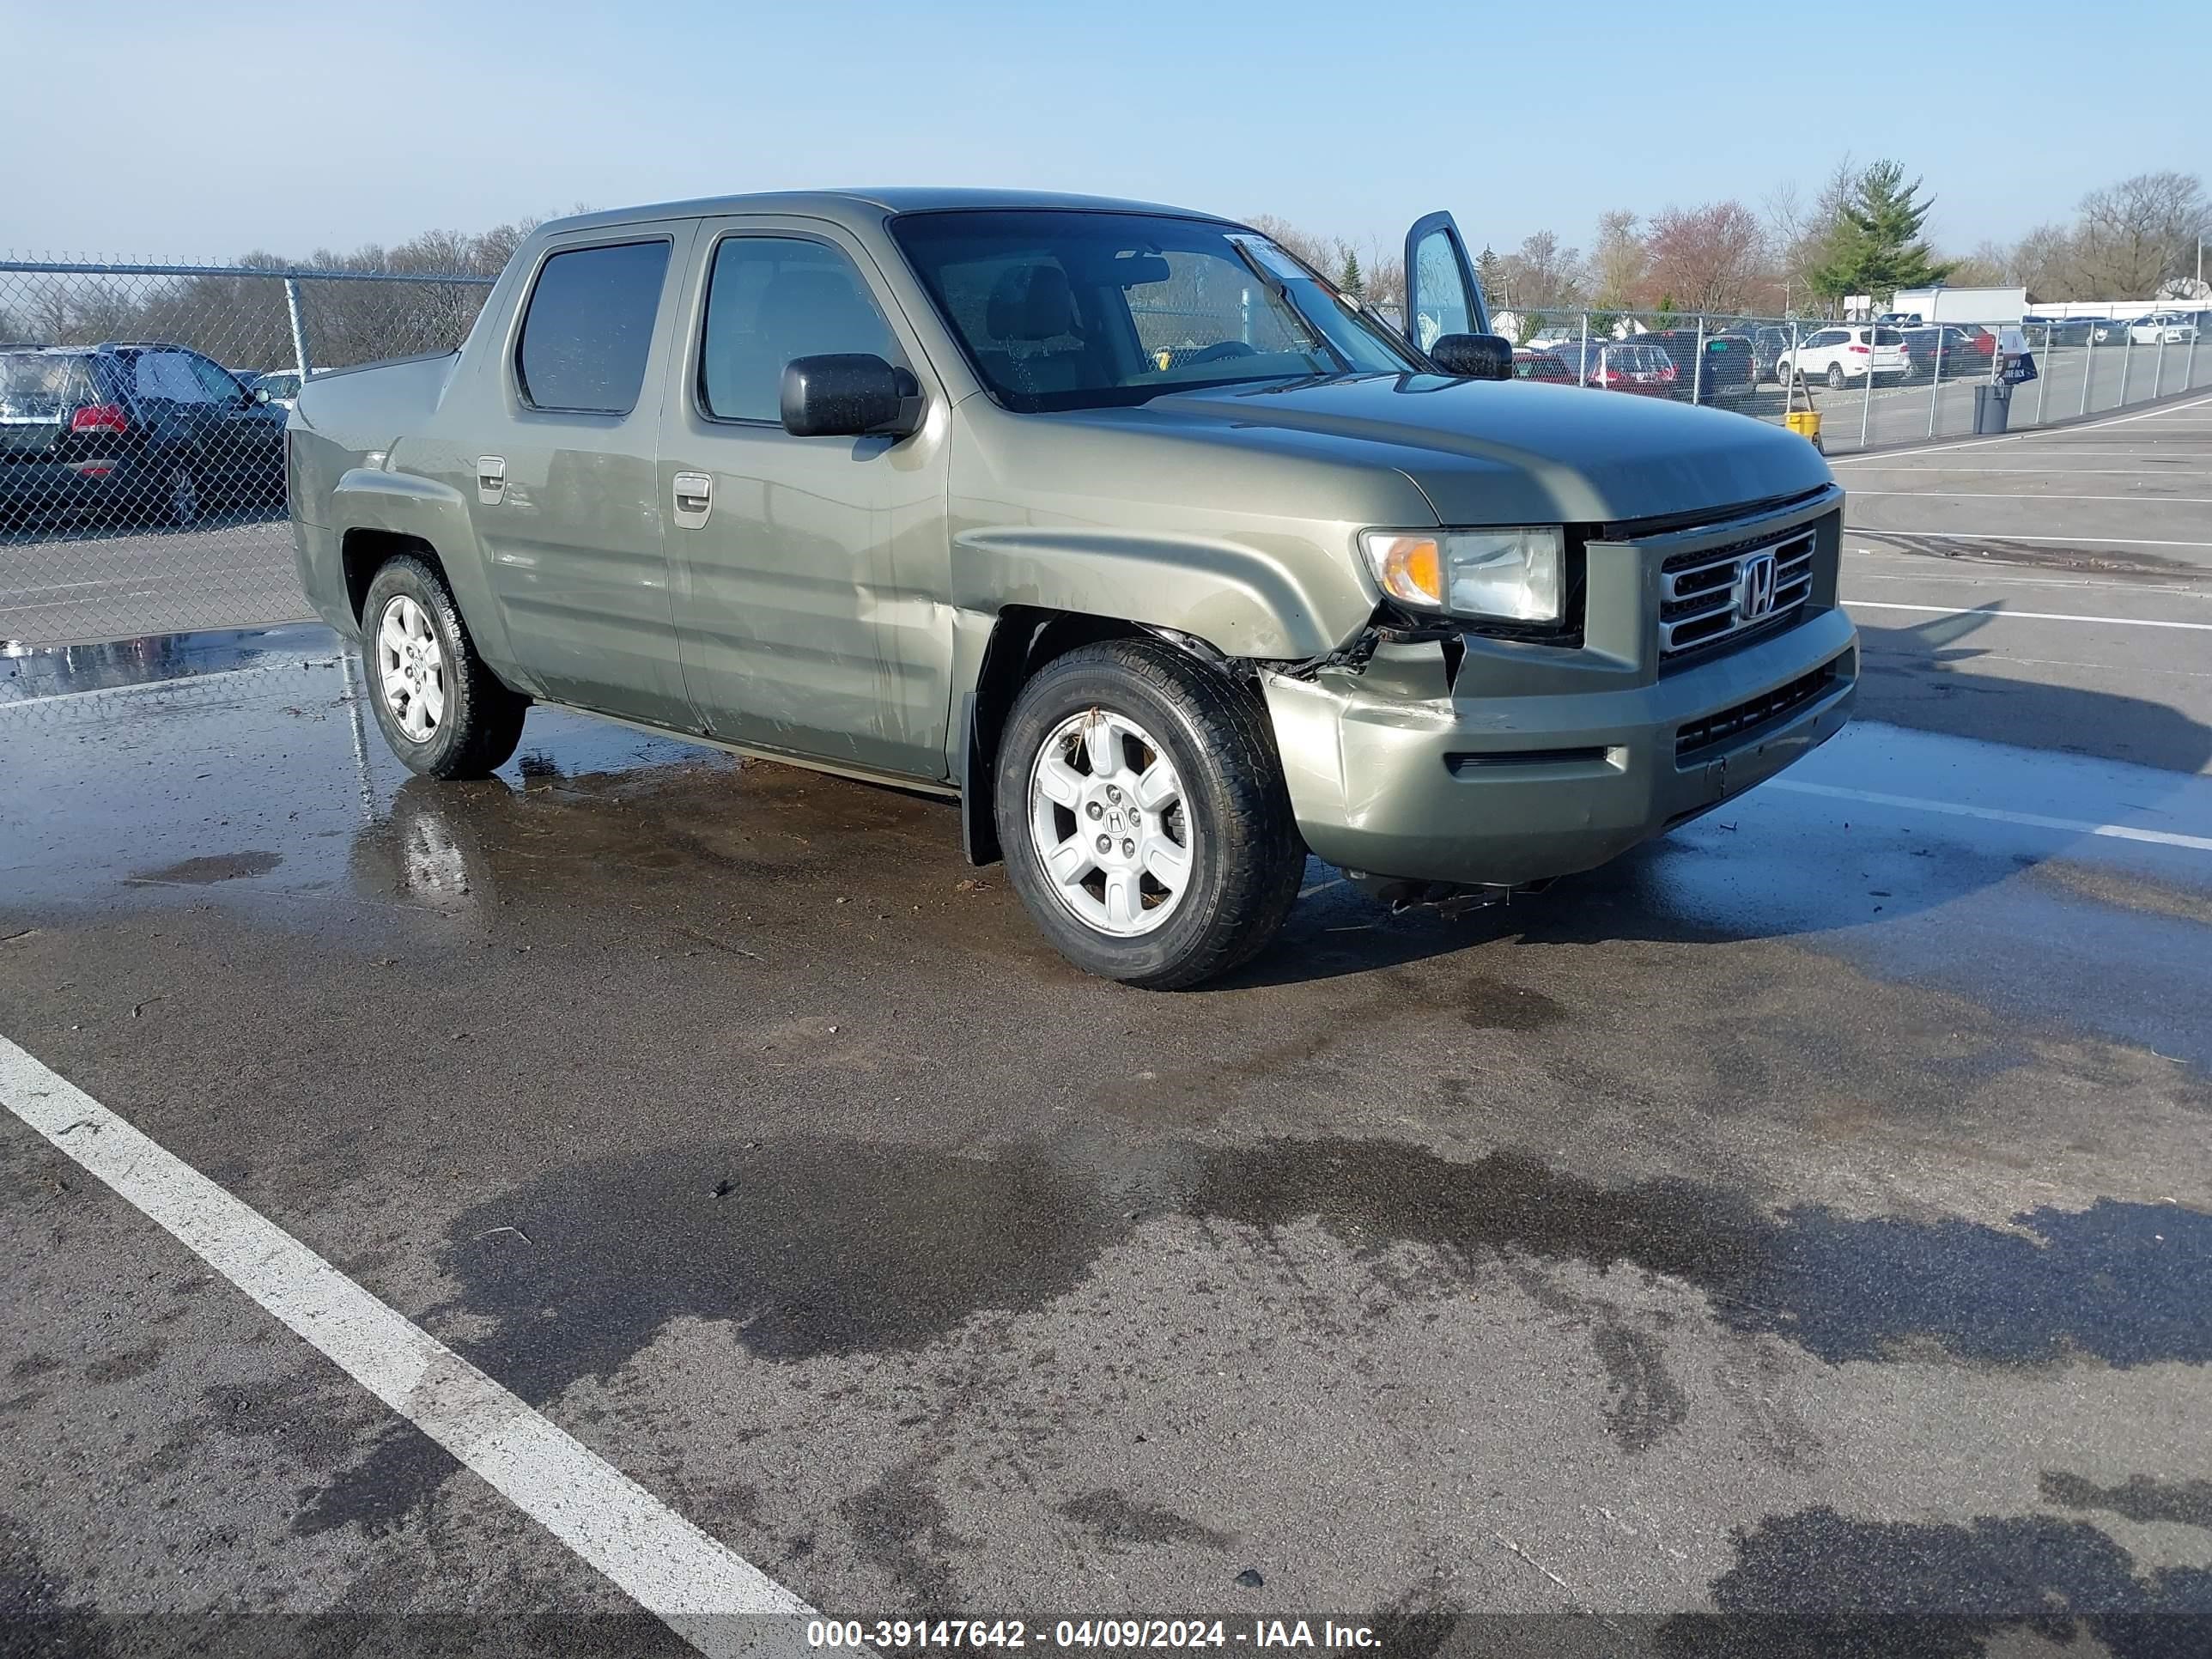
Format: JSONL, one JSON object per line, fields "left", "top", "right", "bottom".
{"left": 1474, "top": 244, "right": 1504, "bottom": 300}
{"left": 1337, "top": 246, "right": 1365, "bottom": 297}
{"left": 1809, "top": 161, "right": 1954, "bottom": 303}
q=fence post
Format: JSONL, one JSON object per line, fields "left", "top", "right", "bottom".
{"left": 2080, "top": 319, "right": 2095, "bottom": 416}
{"left": 2118, "top": 325, "right": 2133, "bottom": 409}
{"left": 2189, "top": 318, "right": 2201, "bottom": 392}
{"left": 2152, "top": 321, "right": 2167, "bottom": 399}
{"left": 1578, "top": 311, "right": 1589, "bottom": 387}
{"left": 283, "top": 278, "right": 313, "bottom": 385}
{"left": 1691, "top": 314, "right": 1705, "bottom": 404}
{"left": 1927, "top": 325, "right": 1943, "bottom": 438}
{"left": 2034, "top": 321, "right": 2051, "bottom": 424}
{"left": 1860, "top": 316, "right": 1874, "bottom": 450}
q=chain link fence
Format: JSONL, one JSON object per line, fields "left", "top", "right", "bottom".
{"left": 1498, "top": 304, "right": 2209, "bottom": 449}
{"left": 1, "top": 259, "right": 492, "bottom": 647}
{"left": 3, "top": 256, "right": 2209, "bottom": 649}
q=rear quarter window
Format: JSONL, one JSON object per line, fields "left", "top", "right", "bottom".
{"left": 1, "top": 354, "right": 93, "bottom": 419}
{"left": 515, "top": 240, "right": 672, "bottom": 415}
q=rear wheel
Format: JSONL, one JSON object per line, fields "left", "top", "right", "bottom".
{"left": 141, "top": 456, "right": 200, "bottom": 527}
{"left": 361, "top": 555, "right": 527, "bottom": 779}
{"left": 994, "top": 638, "right": 1304, "bottom": 989}
{"left": 1826, "top": 362, "right": 1848, "bottom": 391}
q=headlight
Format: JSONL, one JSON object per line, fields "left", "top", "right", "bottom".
{"left": 1358, "top": 526, "right": 1565, "bottom": 623}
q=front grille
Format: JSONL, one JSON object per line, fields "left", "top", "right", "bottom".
{"left": 1675, "top": 660, "right": 1839, "bottom": 760}
{"left": 1659, "top": 525, "right": 1816, "bottom": 660}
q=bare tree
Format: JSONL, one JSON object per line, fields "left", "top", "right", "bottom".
{"left": 2070, "top": 171, "right": 2209, "bottom": 299}
{"left": 1589, "top": 210, "right": 1647, "bottom": 309}
{"left": 1498, "top": 230, "right": 1586, "bottom": 313}
{"left": 1643, "top": 201, "right": 1768, "bottom": 314}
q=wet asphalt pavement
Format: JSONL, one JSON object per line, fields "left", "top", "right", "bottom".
{"left": 5, "top": 404, "right": 2212, "bottom": 1657}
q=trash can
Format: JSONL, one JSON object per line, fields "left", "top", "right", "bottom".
{"left": 1972, "top": 381, "right": 2012, "bottom": 434}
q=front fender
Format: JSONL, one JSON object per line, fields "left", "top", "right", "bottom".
{"left": 949, "top": 527, "right": 1370, "bottom": 663}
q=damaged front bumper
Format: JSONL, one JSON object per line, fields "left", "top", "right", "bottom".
{"left": 1261, "top": 605, "right": 1857, "bottom": 890}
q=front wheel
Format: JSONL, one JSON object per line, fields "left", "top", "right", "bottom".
{"left": 994, "top": 638, "right": 1304, "bottom": 989}
{"left": 360, "top": 554, "right": 527, "bottom": 779}
{"left": 1826, "top": 362, "right": 1849, "bottom": 391}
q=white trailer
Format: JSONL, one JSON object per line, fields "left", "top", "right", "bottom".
{"left": 1891, "top": 285, "right": 2028, "bottom": 326}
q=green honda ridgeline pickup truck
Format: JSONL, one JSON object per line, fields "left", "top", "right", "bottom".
{"left": 288, "top": 190, "right": 1856, "bottom": 988}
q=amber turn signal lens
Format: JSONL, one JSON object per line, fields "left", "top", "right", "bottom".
{"left": 1370, "top": 535, "right": 1444, "bottom": 608}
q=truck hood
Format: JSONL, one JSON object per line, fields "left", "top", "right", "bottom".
{"left": 1127, "top": 372, "right": 1833, "bottom": 526}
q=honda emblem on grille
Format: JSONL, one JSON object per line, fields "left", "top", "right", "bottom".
{"left": 1737, "top": 550, "right": 1778, "bottom": 621}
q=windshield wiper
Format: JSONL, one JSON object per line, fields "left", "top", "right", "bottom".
{"left": 1224, "top": 237, "right": 1349, "bottom": 373}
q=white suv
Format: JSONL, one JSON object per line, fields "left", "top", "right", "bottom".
{"left": 2129, "top": 313, "right": 2201, "bottom": 345}
{"left": 1778, "top": 325, "right": 1911, "bottom": 389}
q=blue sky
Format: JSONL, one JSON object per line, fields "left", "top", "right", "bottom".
{"left": 5, "top": 0, "right": 2204, "bottom": 264}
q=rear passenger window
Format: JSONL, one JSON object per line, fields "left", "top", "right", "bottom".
{"left": 516, "top": 240, "right": 670, "bottom": 415}
{"left": 698, "top": 238, "right": 896, "bottom": 422}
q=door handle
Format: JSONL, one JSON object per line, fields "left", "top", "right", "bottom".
{"left": 476, "top": 455, "right": 506, "bottom": 505}
{"left": 672, "top": 471, "right": 713, "bottom": 528}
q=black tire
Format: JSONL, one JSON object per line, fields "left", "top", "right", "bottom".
{"left": 141, "top": 454, "right": 200, "bottom": 527}
{"left": 360, "top": 554, "right": 527, "bottom": 779}
{"left": 1826, "top": 362, "right": 1848, "bottom": 391}
{"left": 994, "top": 638, "right": 1304, "bottom": 989}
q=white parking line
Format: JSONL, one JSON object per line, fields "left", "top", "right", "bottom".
{"left": 1765, "top": 781, "right": 2212, "bottom": 853}
{"left": 1828, "top": 392, "right": 2212, "bottom": 465}
{"left": 0, "top": 1037, "right": 813, "bottom": 1657}
{"left": 1848, "top": 491, "right": 2212, "bottom": 505}
{"left": 1848, "top": 531, "right": 2212, "bottom": 550}
{"left": 0, "top": 659, "right": 344, "bottom": 708}
{"left": 1843, "top": 599, "right": 2212, "bottom": 631}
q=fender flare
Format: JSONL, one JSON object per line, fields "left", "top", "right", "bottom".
{"left": 950, "top": 527, "right": 1364, "bottom": 664}
{"left": 328, "top": 469, "right": 518, "bottom": 671}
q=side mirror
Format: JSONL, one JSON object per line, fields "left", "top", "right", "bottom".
{"left": 780, "top": 354, "right": 921, "bottom": 439}
{"left": 1429, "top": 332, "right": 1515, "bottom": 381}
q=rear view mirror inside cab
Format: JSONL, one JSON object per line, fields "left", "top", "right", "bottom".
{"left": 1105, "top": 252, "right": 1171, "bottom": 287}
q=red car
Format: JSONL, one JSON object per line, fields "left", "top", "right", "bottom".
{"left": 1584, "top": 341, "right": 1679, "bottom": 395}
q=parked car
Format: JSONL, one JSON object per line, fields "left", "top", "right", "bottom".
{"left": 247, "top": 369, "right": 304, "bottom": 407}
{"left": 1634, "top": 328, "right": 1758, "bottom": 402}
{"left": 2129, "top": 313, "right": 2200, "bottom": 344}
{"left": 287, "top": 188, "right": 1855, "bottom": 988}
{"left": 1776, "top": 325, "right": 1911, "bottom": 388}
{"left": 1577, "top": 341, "right": 1679, "bottom": 394}
{"left": 0, "top": 342, "right": 287, "bottom": 531}
{"left": 1899, "top": 325, "right": 1987, "bottom": 376}
{"left": 1510, "top": 348, "right": 1577, "bottom": 384}
{"left": 2025, "top": 315, "right": 2098, "bottom": 346}
{"left": 1737, "top": 325, "right": 1798, "bottom": 385}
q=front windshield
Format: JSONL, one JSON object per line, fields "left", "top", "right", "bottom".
{"left": 890, "top": 210, "right": 1424, "bottom": 413}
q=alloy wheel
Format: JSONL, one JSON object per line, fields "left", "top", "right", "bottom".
{"left": 1027, "top": 708, "right": 1193, "bottom": 937}
{"left": 376, "top": 594, "right": 447, "bottom": 743}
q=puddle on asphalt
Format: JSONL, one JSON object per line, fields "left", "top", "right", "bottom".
{"left": 299, "top": 1127, "right": 2212, "bottom": 1537}
{"left": 1655, "top": 1499, "right": 2212, "bottom": 1654}
{"left": 6, "top": 627, "right": 2212, "bottom": 1060}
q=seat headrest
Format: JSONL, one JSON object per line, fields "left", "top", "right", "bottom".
{"left": 986, "top": 264, "right": 1077, "bottom": 343}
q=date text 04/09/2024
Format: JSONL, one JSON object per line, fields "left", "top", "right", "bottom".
{"left": 805, "top": 1620, "right": 1382, "bottom": 1650}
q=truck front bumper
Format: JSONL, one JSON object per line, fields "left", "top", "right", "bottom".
{"left": 1261, "top": 606, "right": 1857, "bottom": 889}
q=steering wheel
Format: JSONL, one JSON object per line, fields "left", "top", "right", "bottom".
{"left": 1181, "top": 341, "right": 1257, "bottom": 365}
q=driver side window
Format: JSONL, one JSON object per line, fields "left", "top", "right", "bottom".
{"left": 188, "top": 355, "right": 246, "bottom": 402}
{"left": 697, "top": 237, "right": 897, "bottom": 424}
